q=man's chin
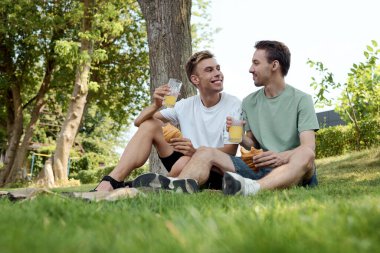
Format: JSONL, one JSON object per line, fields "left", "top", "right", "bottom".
{"left": 213, "top": 84, "right": 223, "bottom": 92}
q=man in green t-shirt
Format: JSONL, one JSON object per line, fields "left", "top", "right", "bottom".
{"left": 164, "top": 40, "right": 319, "bottom": 195}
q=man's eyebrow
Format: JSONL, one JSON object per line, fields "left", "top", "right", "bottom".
{"left": 203, "top": 66, "right": 213, "bottom": 70}
{"left": 203, "top": 64, "right": 220, "bottom": 69}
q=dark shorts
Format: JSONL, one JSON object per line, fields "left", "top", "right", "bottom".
{"left": 159, "top": 151, "right": 184, "bottom": 172}
{"left": 159, "top": 151, "right": 223, "bottom": 190}
{"left": 229, "top": 155, "right": 318, "bottom": 187}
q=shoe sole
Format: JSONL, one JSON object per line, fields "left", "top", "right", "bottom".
{"left": 222, "top": 172, "right": 242, "bottom": 195}
{"left": 132, "top": 173, "right": 199, "bottom": 193}
{"left": 158, "top": 175, "right": 199, "bottom": 193}
{"left": 132, "top": 173, "right": 161, "bottom": 188}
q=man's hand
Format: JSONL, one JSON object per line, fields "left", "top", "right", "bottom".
{"left": 169, "top": 137, "right": 196, "bottom": 156}
{"left": 252, "top": 151, "right": 289, "bottom": 168}
{"left": 153, "top": 84, "right": 170, "bottom": 108}
{"left": 226, "top": 116, "right": 245, "bottom": 131}
{"left": 226, "top": 116, "right": 233, "bottom": 132}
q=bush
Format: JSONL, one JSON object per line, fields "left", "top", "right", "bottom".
{"left": 71, "top": 164, "right": 149, "bottom": 184}
{"left": 316, "top": 117, "right": 380, "bottom": 158}
{"left": 69, "top": 152, "right": 118, "bottom": 173}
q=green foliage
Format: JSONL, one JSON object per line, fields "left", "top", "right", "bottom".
{"left": 316, "top": 117, "right": 380, "bottom": 158}
{"left": 308, "top": 40, "right": 379, "bottom": 150}
{"left": 1, "top": 0, "right": 151, "bottom": 185}
{"left": 308, "top": 40, "right": 380, "bottom": 122}
{"left": 71, "top": 163, "right": 148, "bottom": 184}
{"left": 191, "top": 0, "right": 218, "bottom": 51}
{"left": 338, "top": 40, "right": 380, "bottom": 122}
{"left": 1, "top": 147, "right": 380, "bottom": 253}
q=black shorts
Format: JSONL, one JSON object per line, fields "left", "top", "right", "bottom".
{"left": 159, "top": 151, "right": 223, "bottom": 190}
{"left": 159, "top": 151, "right": 184, "bottom": 172}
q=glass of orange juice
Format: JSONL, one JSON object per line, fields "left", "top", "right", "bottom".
{"left": 164, "top": 78, "right": 182, "bottom": 108}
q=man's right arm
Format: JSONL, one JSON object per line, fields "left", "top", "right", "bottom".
{"left": 134, "top": 84, "right": 171, "bottom": 127}
{"left": 134, "top": 104, "right": 169, "bottom": 127}
{"left": 241, "top": 131, "right": 259, "bottom": 150}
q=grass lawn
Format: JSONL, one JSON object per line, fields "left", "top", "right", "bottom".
{"left": 0, "top": 147, "right": 379, "bottom": 253}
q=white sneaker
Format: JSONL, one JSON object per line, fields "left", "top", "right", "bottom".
{"left": 222, "top": 172, "right": 260, "bottom": 196}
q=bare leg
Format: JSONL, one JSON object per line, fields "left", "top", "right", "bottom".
{"left": 258, "top": 146, "right": 315, "bottom": 189}
{"left": 178, "top": 147, "right": 236, "bottom": 185}
{"left": 95, "top": 119, "right": 173, "bottom": 191}
{"left": 168, "top": 156, "right": 191, "bottom": 177}
{"left": 177, "top": 146, "right": 315, "bottom": 193}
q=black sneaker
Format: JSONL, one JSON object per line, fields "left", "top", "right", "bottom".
{"left": 124, "top": 180, "right": 133, "bottom": 188}
{"left": 132, "top": 173, "right": 161, "bottom": 188}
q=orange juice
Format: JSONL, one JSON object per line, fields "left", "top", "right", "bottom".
{"left": 164, "top": 95, "right": 177, "bottom": 108}
{"left": 229, "top": 125, "right": 243, "bottom": 143}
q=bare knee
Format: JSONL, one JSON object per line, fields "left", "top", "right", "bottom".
{"left": 300, "top": 146, "right": 316, "bottom": 175}
{"left": 193, "top": 146, "right": 214, "bottom": 160}
{"left": 192, "top": 147, "right": 225, "bottom": 167}
{"left": 139, "top": 119, "right": 163, "bottom": 132}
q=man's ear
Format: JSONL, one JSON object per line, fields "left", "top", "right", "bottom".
{"left": 190, "top": 74, "right": 199, "bottom": 87}
{"left": 272, "top": 60, "right": 280, "bottom": 71}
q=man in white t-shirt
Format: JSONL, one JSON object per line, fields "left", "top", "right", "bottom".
{"left": 92, "top": 50, "right": 241, "bottom": 192}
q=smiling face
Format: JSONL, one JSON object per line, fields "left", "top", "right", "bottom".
{"left": 190, "top": 58, "right": 224, "bottom": 94}
{"left": 249, "top": 49, "right": 275, "bottom": 87}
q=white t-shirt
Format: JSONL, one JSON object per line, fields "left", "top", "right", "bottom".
{"left": 160, "top": 92, "right": 241, "bottom": 148}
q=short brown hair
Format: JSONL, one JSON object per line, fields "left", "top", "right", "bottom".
{"left": 255, "top": 40, "right": 291, "bottom": 76}
{"left": 185, "top": 50, "right": 214, "bottom": 82}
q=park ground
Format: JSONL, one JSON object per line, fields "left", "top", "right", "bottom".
{"left": 0, "top": 147, "right": 379, "bottom": 253}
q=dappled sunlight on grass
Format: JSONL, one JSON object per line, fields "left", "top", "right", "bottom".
{"left": 317, "top": 147, "right": 380, "bottom": 187}
{"left": 1, "top": 147, "right": 379, "bottom": 253}
{"left": 316, "top": 147, "right": 380, "bottom": 169}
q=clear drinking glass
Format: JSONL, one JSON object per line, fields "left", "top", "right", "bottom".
{"left": 228, "top": 117, "right": 244, "bottom": 143}
{"left": 164, "top": 78, "right": 182, "bottom": 108}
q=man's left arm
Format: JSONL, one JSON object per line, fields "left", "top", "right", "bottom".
{"left": 217, "top": 144, "right": 238, "bottom": 156}
{"left": 253, "top": 130, "right": 316, "bottom": 168}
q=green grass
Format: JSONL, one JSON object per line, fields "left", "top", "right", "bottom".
{"left": 1, "top": 147, "right": 379, "bottom": 253}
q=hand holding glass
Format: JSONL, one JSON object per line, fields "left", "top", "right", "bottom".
{"left": 164, "top": 78, "right": 182, "bottom": 108}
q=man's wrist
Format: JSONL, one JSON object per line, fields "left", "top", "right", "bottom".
{"left": 152, "top": 103, "right": 161, "bottom": 110}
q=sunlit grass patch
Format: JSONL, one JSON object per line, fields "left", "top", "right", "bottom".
{"left": 0, "top": 147, "right": 379, "bottom": 253}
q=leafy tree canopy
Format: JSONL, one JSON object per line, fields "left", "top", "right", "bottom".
{"left": 308, "top": 40, "right": 380, "bottom": 123}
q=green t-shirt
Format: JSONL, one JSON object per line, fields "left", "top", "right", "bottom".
{"left": 242, "top": 84, "right": 319, "bottom": 152}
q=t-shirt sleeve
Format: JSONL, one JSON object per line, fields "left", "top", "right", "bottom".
{"left": 298, "top": 95, "right": 320, "bottom": 133}
{"left": 160, "top": 106, "right": 179, "bottom": 126}
{"left": 242, "top": 106, "right": 251, "bottom": 132}
{"left": 241, "top": 97, "right": 252, "bottom": 132}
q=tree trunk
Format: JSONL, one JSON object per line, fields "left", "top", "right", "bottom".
{"left": 52, "top": 0, "right": 93, "bottom": 183}
{"left": 0, "top": 82, "right": 23, "bottom": 187}
{"left": 0, "top": 39, "right": 24, "bottom": 186}
{"left": 137, "top": 0, "right": 195, "bottom": 173}
{"left": 36, "top": 156, "right": 55, "bottom": 188}
{"left": 5, "top": 58, "right": 55, "bottom": 184}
